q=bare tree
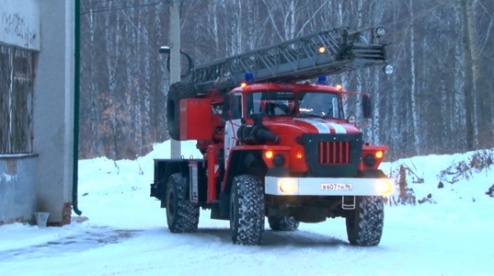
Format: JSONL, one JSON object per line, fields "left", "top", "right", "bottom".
{"left": 461, "top": 0, "right": 479, "bottom": 150}
{"left": 78, "top": 0, "right": 494, "bottom": 161}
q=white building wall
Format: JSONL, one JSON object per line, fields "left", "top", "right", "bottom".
{"left": 0, "top": 0, "right": 40, "bottom": 50}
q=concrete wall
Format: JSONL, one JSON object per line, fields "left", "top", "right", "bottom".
{"left": 0, "top": 0, "right": 40, "bottom": 50}
{"left": 0, "top": 156, "right": 38, "bottom": 225}
{"left": 33, "top": 0, "right": 75, "bottom": 225}
{"left": 0, "top": 0, "right": 75, "bottom": 226}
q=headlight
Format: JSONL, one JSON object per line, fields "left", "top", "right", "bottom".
{"left": 376, "top": 180, "right": 394, "bottom": 195}
{"left": 279, "top": 179, "right": 297, "bottom": 194}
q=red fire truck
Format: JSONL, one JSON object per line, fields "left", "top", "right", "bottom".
{"left": 151, "top": 27, "right": 394, "bottom": 246}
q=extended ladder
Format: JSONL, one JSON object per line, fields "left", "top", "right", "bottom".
{"left": 187, "top": 27, "right": 389, "bottom": 94}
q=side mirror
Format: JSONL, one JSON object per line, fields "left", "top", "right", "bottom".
{"left": 362, "top": 95, "right": 372, "bottom": 119}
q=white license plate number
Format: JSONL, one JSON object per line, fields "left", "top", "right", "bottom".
{"left": 321, "top": 183, "right": 353, "bottom": 191}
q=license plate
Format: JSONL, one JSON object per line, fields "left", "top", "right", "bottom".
{"left": 321, "top": 183, "right": 353, "bottom": 191}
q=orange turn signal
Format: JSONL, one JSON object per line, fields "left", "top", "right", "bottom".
{"left": 264, "top": 150, "right": 274, "bottom": 159}
{"left": 375, "top": 151, "right": 383, "bottom": 159}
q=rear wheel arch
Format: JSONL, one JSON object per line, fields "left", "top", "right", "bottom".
{"left": 155, "top": 161, "right": 191, "bottom": 207}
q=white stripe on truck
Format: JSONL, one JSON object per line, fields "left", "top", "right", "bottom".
{"left": 294, "top": 118, "right": 347, "bottom": 134}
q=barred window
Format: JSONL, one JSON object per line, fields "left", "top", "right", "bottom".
{"left": 0, "top": 44, "right": 36, "bottom": 154}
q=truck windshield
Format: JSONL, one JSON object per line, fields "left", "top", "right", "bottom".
{"left": 247, "top": 91, "right": 295, "bottom": 116}
{"left": 299, "top": 92, "right": 343, "bottom": 119}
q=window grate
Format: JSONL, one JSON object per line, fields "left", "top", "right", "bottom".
{"left": 0, "top": 44, "right": 35, "bottom": 154}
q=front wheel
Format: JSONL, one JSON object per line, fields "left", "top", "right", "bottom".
{"left": 345, "top": 196, "right": 384, "bottom": 246}
{"left": 166, "top": 173, "right": 199, "bottom": 233}
{"left": 230, "top": 175, "right": 265, "bottom": 245}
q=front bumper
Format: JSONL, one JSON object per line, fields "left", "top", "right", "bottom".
{"left": 265, "top": 176, "right": 394, "bottom": 196}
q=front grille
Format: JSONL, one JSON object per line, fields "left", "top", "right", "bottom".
{"left": 318, "top": 141, "right": 350, "bottom": 164}
{"left": 300, "top": 133, "right": 362, "bottom": 177}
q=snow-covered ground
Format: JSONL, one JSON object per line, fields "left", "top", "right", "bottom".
{"left": 1, "top": 141, "right": 493, "bottom": 276}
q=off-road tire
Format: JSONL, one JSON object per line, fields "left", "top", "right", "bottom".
{"left": 166, "top": 82, "right": 197, "bottom": 140}
{"left": 346, "top": 196, "right": 384, "bottom": 246}
{"left": 230, "top": 175, "right": 265, "bottom": 245}
{"left": 268, "top": 216, "right": 300, "bottom": 231}
{"left": 166, "top": 173, "right": 199, "bottom": 233}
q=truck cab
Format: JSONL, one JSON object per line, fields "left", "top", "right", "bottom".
{"left": 223, "top": 81, "right": 393, "bottom": 226}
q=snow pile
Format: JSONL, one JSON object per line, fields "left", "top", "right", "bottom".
{"left": 381, "top": 149, "right": 494, "bottom": 207}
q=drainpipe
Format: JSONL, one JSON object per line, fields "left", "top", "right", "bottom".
{"left": 72, "top": 0, "right": 82, "bottom": 215}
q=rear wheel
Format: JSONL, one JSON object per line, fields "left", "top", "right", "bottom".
{"left": 166, "top": 82, "right": 197, "bottom": 140}
{"left": 268, "top": 216, "right": 299, "bottom": 231}
{"left": 230, "top": 175, "right": 265, "bottom": 245}
{"left": 166, "top": 173, "right": 199, "bottom": 233}
{"left": 345, "top": 196, "right": 384, "bottom": 246}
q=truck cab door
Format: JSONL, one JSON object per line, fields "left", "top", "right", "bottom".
{"left": 224, "top": 93, "right": 242, "bottom": 167}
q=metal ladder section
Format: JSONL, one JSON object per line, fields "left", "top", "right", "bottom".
{"left": 189, "top": 27, "right": 388, "bottom": 94}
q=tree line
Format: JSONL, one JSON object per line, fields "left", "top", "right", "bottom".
{"left": 79, "top": 0, "right": 494, "bottom": 161}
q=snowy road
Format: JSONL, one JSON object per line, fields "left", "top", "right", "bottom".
{"left": 1, "top": 146, "right": 493, "bottom": 275}
{"left": 1, "top": 205, "right": 493, "bottom": 276}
